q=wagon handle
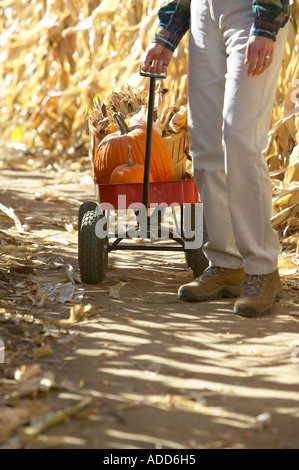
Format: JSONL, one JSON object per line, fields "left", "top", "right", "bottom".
{"left": 139, "top": 65, "right": 166, "bottom": 209}
{"left": 139, "top": 64, "right": 167, "bottom": 80}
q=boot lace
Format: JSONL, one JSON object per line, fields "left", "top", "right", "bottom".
{"left": 243, "top": 274, "right": 265, "bottom": 296}
{"left": 196, "top": 266, "right": 224, "bottom": 281}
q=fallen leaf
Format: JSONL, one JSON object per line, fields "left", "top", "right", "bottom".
{"left": 250, "top": 412, "right": 271, "bottom": 430}
{"left": 56, "top": 282, "right": 76, "bottom": 303}
{"left": 14, "top": 364, "right": 41, "bottom": 382}
{"left": 33, "top": 344, "right": 52, "bottom": 360}
{"left": 23, "top": 396, "right": 92, "bottom": 438}
{"left": 65, "top": 264, "right": 81, "bottom": 284}
{"left": 68, "top": 303, "right": 94, "bottom": 323}
{"left": 109, "top": 281, "right": 129, "bottom": 299}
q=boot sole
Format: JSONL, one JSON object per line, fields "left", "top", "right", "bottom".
{"left": 178, "top": 285, "right": 243, "bottom": 302}
{"left": 234, "top": 293, "right": 282, "bottom": 318}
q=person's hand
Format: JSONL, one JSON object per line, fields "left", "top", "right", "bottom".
{"left": 142, "top": 43, "right": 173, "bottom": 75}
{"left": 244, "top": 36, "right": 274, "bottom": 77}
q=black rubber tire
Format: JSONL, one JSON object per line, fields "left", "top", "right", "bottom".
{"left": 78, "top": 201, "right": 97, "bottom": 232}
{"left": 184, "top": 205, "right": 209, "bottom": 278}
{"left": 78, "top": 208, "right": 108, "bottom": 284}
{"left": 187, "top": 245, "right": 209, "bottom": 278}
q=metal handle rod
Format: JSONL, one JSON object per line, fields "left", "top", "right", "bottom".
{"left": 142, "top": 76, "right": 156, "bottom": 209}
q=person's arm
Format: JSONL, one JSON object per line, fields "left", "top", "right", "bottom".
{"left": 143, "top": 0, "right": 290, "bottom": 77}
{"left": 246, "top": 0, "right": 290, "bottom": 77}
{"left": 152, "top": 0, "right": 290, "bottom": 50}
{"left": 250, "top": 0, "right": 290, "bottom": 42}
{"left": 142, "top": 0, "right": 190, "bottom": 74}
{"left": 152, "top": 0, "right": 191, "bottom": 52}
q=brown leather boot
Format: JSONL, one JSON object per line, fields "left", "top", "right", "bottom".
{"left": 234, "top": 269, "right": 283, "bottom": 317}
{"left": 178, "top": 266, "right": 245, "bottom": 302}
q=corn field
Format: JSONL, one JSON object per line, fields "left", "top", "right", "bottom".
{"left": 0, "top": 0, "right": 298, "bottom": 239}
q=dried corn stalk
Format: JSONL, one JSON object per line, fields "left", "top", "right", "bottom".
{"left": 0, "top": 0, "right": 298, "bottom": 237}
{"left": 268, "top": 2, "right": 299, "bottom": 237}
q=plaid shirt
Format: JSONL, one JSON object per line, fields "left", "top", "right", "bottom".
{"left": 153, "top": 0, "right": 290, "bottom": 51}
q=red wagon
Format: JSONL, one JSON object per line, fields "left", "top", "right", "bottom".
{"left": 78, "top": 71, "right": 208, "bottom": 284}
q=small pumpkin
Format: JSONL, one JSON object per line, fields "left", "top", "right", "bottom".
{"left": 93, "top": 114, "right": 174, "bottom": 183}
{"left": 110, "top": 146, "right": 153, "bottom": 184}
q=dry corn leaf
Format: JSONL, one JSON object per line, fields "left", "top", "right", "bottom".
{"left": 278, "top": 257, "right": 298, "bottom": 276}
{"left": 61, "top": 302, "right": 97, "bottom": 324}
{"left": 0, "top": 405, "right": 39, "bottom": 445}
{"left": 14, "top": 364, "right": 41, "bottom": 382}
{"left": 0, "top": 203, "right": 24, "bottom": 232}
{"left": 23, "top": 396, "right": 92, "bottom": 438}
{"left": 33, "top": 344, "right": 52, "bottom": 360}
{"left": 109, "top": 281, "right": 129, "bottom": 298}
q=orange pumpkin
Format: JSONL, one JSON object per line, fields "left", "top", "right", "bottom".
{"left": 110, "top": 146, "right": 153, "bottom": 184}
{"left": 93, "top": 114, "right": 174, "bottom": 183}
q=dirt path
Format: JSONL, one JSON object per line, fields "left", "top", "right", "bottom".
{"left": 0, "top": 146, "right": 299, "bottom": 449}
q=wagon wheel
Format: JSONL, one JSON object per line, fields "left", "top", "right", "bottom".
{"left": 184, "top": 205, "right": 209, "bottom": 278}
{"left": 78, "top": 206, "right": 108, "bottom": 284}
{"left": 78, "top": 201, "right": 97, "bottom": 232}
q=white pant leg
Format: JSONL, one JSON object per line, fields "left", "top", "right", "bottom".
{"left": 188, "top": 0, "right": 288, "bottom": 273}
{"left": 188, "top": 0, "right": 244, "bottom": 269}
{"left": 221, "top": 8, "right": 288, "bottom": 274}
